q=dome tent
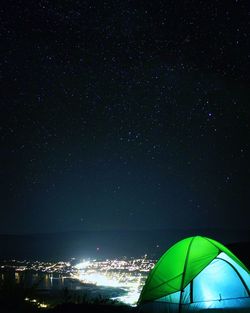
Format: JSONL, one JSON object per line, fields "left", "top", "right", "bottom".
{"left": 138, "top": 236, "right": 250, "bottom": 312}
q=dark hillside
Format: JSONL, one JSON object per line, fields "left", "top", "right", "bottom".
{"left": 0, "top": 228, "right": 249, "bottom": 261}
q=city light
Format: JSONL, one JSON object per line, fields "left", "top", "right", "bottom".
{"left": 77, "top": 272, "right": 122, "bottom": 287}
{"left": 72, "top": 257, "right": 154, "bottom": 305}
{"left": 0, "top": 256, "right": 155, "bottom": 307}
{"left": 74, "top": 260, "right": 91, "bottom": 269}
{"left": 25, "top": 297, "right": 49, "bottom": 308}
{"left": 113, "top": 290, "right": 141, "bottom": 306}
{"left": 39, "top": 303, "right": 48, "bottom": 308}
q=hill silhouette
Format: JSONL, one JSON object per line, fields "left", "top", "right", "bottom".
{"left": 0, "top": 228, "right": 249, "bottom": 262}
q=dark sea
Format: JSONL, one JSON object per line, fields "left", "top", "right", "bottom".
{"left": 0, "top": 270, "right": 129, "bottom": 306}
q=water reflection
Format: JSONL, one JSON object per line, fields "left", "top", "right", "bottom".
{"left": 0, "top": 269, "right": 126, "bottom": 302}
{"left": 0, "top": 270, "right": 75, "bottom": 290}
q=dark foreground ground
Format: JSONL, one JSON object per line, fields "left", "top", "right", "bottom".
{"left": 48, "top": 303, "right": 136, "bottom": 313}
{"left": 0, "top": 279, "right": 137, "bottom": 313}
{"left": 0, "top": 302, "right": 137, "bottom": 313}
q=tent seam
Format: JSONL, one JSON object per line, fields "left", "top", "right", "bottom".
{"left": 216, "top": 257, "right": 250, "bottom": 296}
{"left": 178, "top": 236, "right": 196, "bottom": 313}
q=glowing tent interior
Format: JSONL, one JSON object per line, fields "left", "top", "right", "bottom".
{"left": 138, "top": 236, "right": 250, "bottom": 312}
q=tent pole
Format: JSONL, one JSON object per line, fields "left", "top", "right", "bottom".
{"left": 217, "top": 257, "right": 250, "bottom": 296}
{"left": 178, "top": 237, "right": 195, "bottom": 313}
{"left": 178, "top": 289, "right": 183, "bottom": 313}
{"left": 190, "top": 279, "right": 193, "bottom": 303}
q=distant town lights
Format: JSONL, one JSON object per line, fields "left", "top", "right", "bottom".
{"left": 74, "top": 260, "right": 91, "bottom": 269}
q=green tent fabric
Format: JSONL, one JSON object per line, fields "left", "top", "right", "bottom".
{"left": 138, "top": 236, "right": 249, "bottom": 305}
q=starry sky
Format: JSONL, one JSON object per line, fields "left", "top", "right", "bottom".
{"left": 1, "top": 1, "right": 250, "bottom": 234}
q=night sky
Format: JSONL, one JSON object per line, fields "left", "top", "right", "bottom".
{"left": 1, "top": 1, "right": 250, "bottom": 234}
